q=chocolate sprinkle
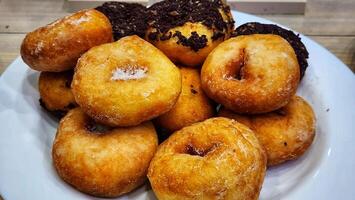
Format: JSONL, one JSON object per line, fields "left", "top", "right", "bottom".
{"left": 191, "top": 88, "right": 198, "bottom": 94}
{"left": 173, "top": 31, "right": 208, "bottom": 52}
{"left": 96, "top": 2, "right": 148, "bottom": 40}
{"left": 147, "top": 0, "right": 234, "bottom": 51}
{"left": 232, "top": 22, "right": 309, "bottom": 79}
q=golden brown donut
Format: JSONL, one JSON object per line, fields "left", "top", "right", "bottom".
{"left": 148, "top": 117, "right": 266, "bottom": 200}
{"left": 52, "top": 108, "right": 158, "bottom": 197}
{"left": 38, "top": 71, "right": 77, "bottom": 117}
{"left": 72, "top": 35, "right": 181, "bottom": 127}
{"left": 218, "top": 96, "right": 316, "bottom": 166}
{"left": 201, "top": 34, "right": 300, "bottom": 114}
{"left": 146, "top": 0, "right": 234, "bottom": 67}
{"left": 155, "top": 67, "right": 215, "bottom": 132}
{"left": 21, "top": 9, "right": 113, "bottom": 72}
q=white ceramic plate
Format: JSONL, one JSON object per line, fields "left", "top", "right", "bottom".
{"left": 0, "top": 11, "right": 355, "bottom": 200}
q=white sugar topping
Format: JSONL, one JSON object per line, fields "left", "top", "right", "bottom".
{"left": 69, "top": 15, "right": 90, "bottom": 25}
{"left": 111, "top": 67, "right": 147, "bottom": 81}
{"left": 33, "top": 41, "right": 44, "bottom": 55}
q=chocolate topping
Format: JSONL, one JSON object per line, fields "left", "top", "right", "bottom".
{"left": 173, "top": 31, "right": 208, "bottom": 52}
{"left": 232, "top": 22, "right": 309, "bottom": 79}
{"left": 147, "top": 0, "right": 234, "bottom": 51}
{"left": 96, "top": 2, "right": 148, "bottom": 40}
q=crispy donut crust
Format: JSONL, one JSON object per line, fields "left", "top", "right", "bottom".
{"left": 218, "top": 96, "right": 316, "bottom": 166}
{"left": 38, "top": 71, "right": 77, "bottom": 117}
{"left": 201, "top": 34, "right": 300, "bottom": 114}
{"left": 155, "top": 67, "right": 215, "bottom": 132}
{"left": 52, "top": 108, "right": 158, "bottom": 197}
{"left": 148, "top": 117, "right": 266, "bottom": 200}
{"left": 21, "top": 9, "right": 113, "bottom": 72}
{"left": 72, "top": 35, "right": 181, "bottom": 127}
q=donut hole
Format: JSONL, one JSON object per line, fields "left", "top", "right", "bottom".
{"left": 111, "top": 65, "right": 148, "bottom": 81}
{"left": 184, "top": 143, "right": 220, "bottom": 157}
{"left": 224, "top": 49, "right": 247, "bottom": 80}
{"left": 275, "top": 108, "right": 287, "bottom": 116}
{"left": 85, "top": 120, "right": 113, "bottom": 134}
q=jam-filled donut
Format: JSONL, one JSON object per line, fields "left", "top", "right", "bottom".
{"left": 96, "top": 2, "right": 148, "bottom": 40}
{"left": 218, "top": 96, "right": 316, "bottom": 166}
{"left": 52, "top": 108, "right": 158, "bottom": 197}
{"left": 72, "top": 35, "right": 181, "bottom": 127}
{"left": 155, "top": 67, "right": 215, "bottom": 133}
{"left": 148, "top": 117, "right": 266, "bottom": 200}
{"left": 21, "top": 9, "right": 113, "bottom": 72}
{"left": 38, "top": 71, "right": 77, "bottom": 117}
{"left": 146, "top": 0, "right": 234, "bottom": 67}
{"left": 233, "top": 22, "right": 309, "bottom": 79}
{"left": 201, "top": 34, "right": 300, "bottom": 114}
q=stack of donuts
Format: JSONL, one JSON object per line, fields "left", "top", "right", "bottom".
{"left": 20, "top": 0, "right": 316, "bottom": 199}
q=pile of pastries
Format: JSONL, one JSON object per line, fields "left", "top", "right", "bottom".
{"left": 20, "top": 0, "right": 316, "bottom": 199}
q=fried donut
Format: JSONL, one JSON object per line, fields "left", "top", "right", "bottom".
{"left": 146, "top": 0, "right": 234, "bottom": 67}
{"left": 233, "top": 22, "right": 309, "bottom": 79}
{"left": 72, "top": 35, "right": 181, "bottom": 127}
{"left": 21, "top": 9, "right": 113, "bottom": 72}
{"left": 218, "top": 96, "right": 316, "bottom": 166}
{"left": 201, "top": 34, "right": 300, "bottom": 114}
{"left": 52, "top": 108, "right": 158, "bottom": 197}
{"left": 38, "top": 71, "right": 77, "bottom": 117}
{"left": 96, "top": 2, "right": 148, "bottom": 40}
{"left": 155, "top": 67, "right": 215, "bottom": 132}
{"left": 148, "top": 117, "right": 266, "bottom": 200}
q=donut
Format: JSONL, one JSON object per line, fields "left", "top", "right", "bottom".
{"left": 233, "top": 22, "right": 309, "bottom": 79}
{"left": 155, "top": 67, "right": 215, "bottom": 132}
{"left": 148, "top": 117, "right": 266, "bottom": 200}
{"left": 146, "top": 0, "right": 234, "bottom": 67}
{"left": 72, "top": 35, "right": 181, "bottom": 127}
{"left": 201, "top": 34, "right": 300, "bottom": 114}
{"left": 218, "top": 96, "right": 316, "bottom": 166}
{"left": 52, "top": 108, "right": 158, "bottom": 197}
{"left": 96, "top": 2, "right": 148, "bottom": 40}
{"left": 38, "top": 71, "right": 77, "bottom": 117}
{"left": 21, "top": 9, "right": 113, "bottom": 72}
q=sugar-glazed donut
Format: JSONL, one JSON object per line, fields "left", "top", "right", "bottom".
{"left": 72, "top": 35, "right": 181, "bottom": 126}
{"left": 38, "top": 71, "right": 77, "bottom": 117}
{"left": 155, "top": 67, "right": 215, "bottom": 132}
{"left": 201, "top": 34, "right": 300, "bottom": 114}
{"left": 52, "top": 108, "right": 158, "bottom": 197}
{"left": 148, "top": 117, "right": 266, "bottom": 200}
{"left": 21, "top": 9, "right": 113, "bottom": 72}
{"left": 218, "top": 96, "right": 316, "bottom": 166}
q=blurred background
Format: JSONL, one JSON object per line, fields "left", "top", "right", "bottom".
{"left": 0, "top": 0, "right": 354, "bottom": 74}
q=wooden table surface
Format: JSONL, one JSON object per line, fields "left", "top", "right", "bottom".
{"left": 0, "top": 0, "right": 354, "bottom": 74}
